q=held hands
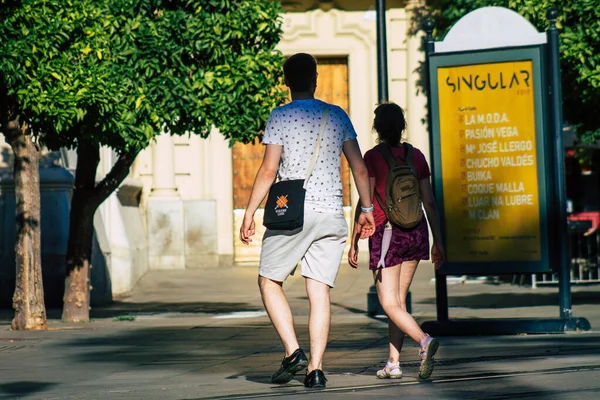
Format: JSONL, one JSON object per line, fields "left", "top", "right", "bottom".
{"left": 348, "top": 244, "right": 359, "bottom": 268}
{"left": 348, "top": 224, "right": 360, "bottom": 268}
{"left": 239, "top": 212, "right": 255, "bottom": 245}
{"left": 347, "top": 211, "right": 374, "bottom": 268}
{"left": 432, "top": 242, "right": 445, "bottom": 270}
{"left": 357, "top": 211, "right": 375, "bottom": 239}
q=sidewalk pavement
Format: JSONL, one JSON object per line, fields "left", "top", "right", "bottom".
{"left": 0, "top": 261, "right": 599, "bottom": 399}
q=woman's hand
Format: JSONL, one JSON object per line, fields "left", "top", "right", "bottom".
{"left": 239, "top": 212, "right": 256, "bottom": 245}
{"left": 432, "top": 242, "right": 445, "bottom": 270}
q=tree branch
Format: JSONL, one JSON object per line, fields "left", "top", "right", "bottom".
{"left": 89, "top": 149, "right": 140, "bottom": 208}
{"left": 3, "top": 115, "right": 23, "bottom": 142}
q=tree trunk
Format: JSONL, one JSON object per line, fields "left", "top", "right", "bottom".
{"left": 62, "top": 194, "right": 95, "bottom": 322}
{"left": 4, "top": 118, "right": 47, "bottom": 331}
{"left": 62, "top": 143, "right": 138, "bottom": 323}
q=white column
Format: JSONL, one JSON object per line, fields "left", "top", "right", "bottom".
{"left": 147, "top": 131, "right": 185, "bottom": 270}
{"left": 209, "top": 130, "right": 234, "bottom": 259}
{"left": 406, "top": 19, "right": 435, "bottom": 268}
{"left": 150, "top": 133, "right": 179, "bottom": 198}
{"left": 406, "top": 29, "right": 430, "bottom": 163}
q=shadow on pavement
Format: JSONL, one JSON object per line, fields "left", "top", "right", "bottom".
{"left": 51, "top": 322, "right": 389, "bottom": 377}
{"left": 51, "top": 322, "right": 600, "bottom": 384}
{"left": 55, "top": 325, "right": 281, "bottom": 368}
{"left": 0, "top": 308, "right": 63, "bottom": 325}
{"left": 330, "top": 300, "right": 377, "bottom": 317}
{"left": 0, "top": 381, "right": 58, "bottom": 398}
{"left": 191, "top": 357, "right": 600, "bottom": 400}
{"left": 1, "top": 320, "right": 597, "bottom": 399}
{"left": 90, "top": 300, "right": 262, "bottom": 319}
{"left": 423, "top": 289, "right": 600, "bottom": 309}
{"left": 0, "top": 301, "right": 262, "bottom": 324}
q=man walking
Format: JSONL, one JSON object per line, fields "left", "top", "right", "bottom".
{"left": 240, "top": 53, "right": 375, "bottom": 388}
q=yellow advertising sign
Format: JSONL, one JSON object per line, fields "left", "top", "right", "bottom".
{"left": 438, "top": 60, "right": 542, "bottom": 262}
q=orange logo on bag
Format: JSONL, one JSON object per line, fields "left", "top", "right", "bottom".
{"left": 275, "top": 195, "right": 289, "bottom": 209}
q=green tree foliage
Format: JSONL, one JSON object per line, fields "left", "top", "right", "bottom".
{"left": 0, "top": 0, "right": 286, "bottom": 323}
{"left": 1, "top": 0, "right": 286, "bottom": 149}
{"left": 409, "top": 0, "right": 600, "bottom": 144}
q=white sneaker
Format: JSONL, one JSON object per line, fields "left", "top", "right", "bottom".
{"left": 376, "top": 361, "right": 403, "bottom": 379}
{"left": 418, "top": 335, "right": 439, "bottom": 380}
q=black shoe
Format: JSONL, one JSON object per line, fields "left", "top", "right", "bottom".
{"left": 304, "top": 369, "right": 327, "bottom": 388}
{"left": 271, "top": 348, "right": 309, "bottom": 384}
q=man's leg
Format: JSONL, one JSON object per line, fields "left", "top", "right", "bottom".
{"left": 305, "top": 277, "right": 331, "bottom": 372}
{"left": 258, "top": 275, "right": 300, "bottom": 356}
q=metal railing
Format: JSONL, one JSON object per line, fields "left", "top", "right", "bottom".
{"left": 531, "top": 220, "right": 600, "bottom": 288}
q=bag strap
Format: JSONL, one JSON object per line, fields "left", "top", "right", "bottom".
{"left": 374, "top": 189, "right": 386, "bottom": 211}
{"left": 303, "top": 104, "right": 330, "bottom": 189}
{"left": 404, "top": 142, "right": 415, "bottom": 167}
{"left": 375, "top": 143, "right": 398, "bottom": 169}
{"left": 377, "top": 142, "right": 415, "bottom": 167}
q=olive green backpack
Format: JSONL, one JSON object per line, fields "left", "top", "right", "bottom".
{"left": 374, "top": 143, "right": 424, "bottom": 229}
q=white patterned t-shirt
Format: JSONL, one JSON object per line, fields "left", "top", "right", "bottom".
{"left": 262, "top": 99, "right": 357, "bottom": 214}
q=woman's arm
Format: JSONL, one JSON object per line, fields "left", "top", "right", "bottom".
{"left": 419, "top": 177, "right": 445, "bottom": 268}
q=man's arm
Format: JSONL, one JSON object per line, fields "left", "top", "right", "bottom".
{"left": 240, "top": 144, "right": 282, "bottom": 244}
{"left": 348, "top": 176, "right": 377, "bottom": 267}
{"left": 344, "top": 139, "right": 371, "bottom": 208}
{"left": 343, "top": 139, "right": 375, "bottom": 238}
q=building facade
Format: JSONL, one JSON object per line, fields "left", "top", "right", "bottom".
{"left": 134, "top": 0, "right": 429, "bottom": 263}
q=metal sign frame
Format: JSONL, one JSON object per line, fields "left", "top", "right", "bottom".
{"left": 420, "top": 8, "right": 591, "bottom": 334}
{"left": 428, "top": 46, "right": 553, "bottom": 275}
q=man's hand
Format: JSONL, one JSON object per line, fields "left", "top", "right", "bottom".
{"left": 357, "top": 212, "right": 375, "bottom": 239}
{"left": 432, "top": 242, "right": 445, "bottom": 270}
{"left": 348, "top": 225, "right": 360, "bottom": 269}
{"left": 239, "top": 213, "right": 255, "bottom": 245}
{"left": 348, "top": 245, "right": 359, "bottom": 268}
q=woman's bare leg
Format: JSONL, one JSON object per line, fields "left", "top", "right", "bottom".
{"left": 375, "top": 262, "right": 426, "bottom": 347}
{"left": 385, "top": 261, "right": 419, "bottom": 361}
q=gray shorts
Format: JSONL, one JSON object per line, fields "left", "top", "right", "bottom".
{"left": 259, "top": 210, "right": 348, "bottom": 287}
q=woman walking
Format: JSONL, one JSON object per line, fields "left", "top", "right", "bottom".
{"left": 348, "top": 102, "right": 445, "bottom": 380}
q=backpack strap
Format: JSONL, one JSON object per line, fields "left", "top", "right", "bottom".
{"left": 404, "top": 142, "right": 415, "bottom": 167}
{"left": 374, "top": 189, "right": 386, "bottom": 213}
{"left": 374, "top": 143, "right": 395, "bottom": 214}
{"left": 375, "top": 143, "right": 398, "bottom": 169}
{"left": 377, "top": 142, "right": 415, "bottom": 167}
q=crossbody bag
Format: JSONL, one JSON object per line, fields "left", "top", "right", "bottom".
{"left": 263, "top": 104, "right": 330, "bottom": 231}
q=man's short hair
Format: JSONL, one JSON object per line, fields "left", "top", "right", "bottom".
{"left": 283, "top": 53, "right": 317, "bottom": 92}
